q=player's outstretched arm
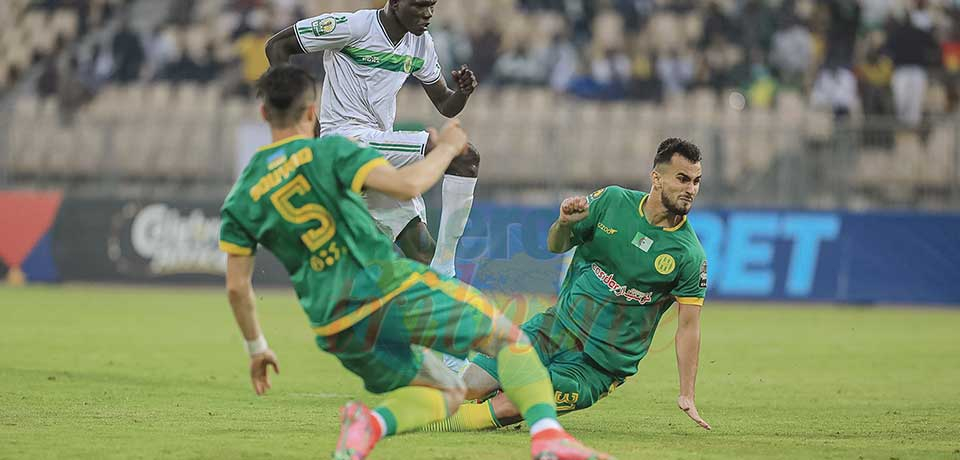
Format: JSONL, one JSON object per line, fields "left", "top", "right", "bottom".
{"left": 547, "top": 196, "right": 589, "bottom": 253}
{"left": 422, "top": 65, "right": 478, "bottom": 118}
{"left": 226, "top": 254, "right": 279, "bottom": 396}
{"left": 676, "top": 302, "right": 711, "bottom": 430}
{"left": 265, "top": 26, "right": 305, "bottom": 66}
{"left": 362, "top": 119, "right": 468, "bottom": 200}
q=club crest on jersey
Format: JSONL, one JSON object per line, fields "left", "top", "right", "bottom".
{"left": 589, "top": 187, "right": 606, "bottom": 202}
{"left": 312, "top": 16, "right": 346, "bottom": 36}
{"left": 591, "top": 263, "right": 653, "bottom": 304}
{"left": 655, "top": 254, "right": 676, "bottom": 275}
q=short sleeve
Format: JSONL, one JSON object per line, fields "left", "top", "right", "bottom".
{"left": 413, "top": 33, "right": 442, "bottom": 84}
{"left": 672, "top": 248, "right": 707, "bottom": 306}
{"left": 294, "top": 12, "right": 356, "bottom": 53}
{"left": 219, "top": 207, "right": 257, "bottom": 256}
{"left": 326, "top": 137, "right": 390, "bottom": 193}
{"left": 570, "top": 186, "right": 614, "bottom": 246}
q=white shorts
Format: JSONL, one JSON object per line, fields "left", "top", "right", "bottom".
{"left": 329, "top": 127, "right": 430, "bottom": 240}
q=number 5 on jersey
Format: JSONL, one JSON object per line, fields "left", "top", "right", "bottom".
{"left": 270, "top": 174, "right": 336, "bottom": 252}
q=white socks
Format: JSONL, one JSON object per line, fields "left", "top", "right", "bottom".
{"left": 430, "top": 175, "right": 477, "bottom": 278}
{"left": 530, "top": 418, "right": 563, "bottom": 437}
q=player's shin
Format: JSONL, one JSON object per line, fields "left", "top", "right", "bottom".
{"left": 430, "top": 175, "right": 476, "bottom": 278}
{"left": 417, "top": 400, "right": 501, "bottom": 432}
{"left": 372, "top": 386, "right": 448, "bottom": 437}
{"left": 495, "top": 342, "right": 558, "bottom": 430}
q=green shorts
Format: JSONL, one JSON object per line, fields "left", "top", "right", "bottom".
{"left": 314, "top": 269, "right": 498, "bottom": 394}
{"left": 472, "top": 307, "right": 624, "bottom": 413}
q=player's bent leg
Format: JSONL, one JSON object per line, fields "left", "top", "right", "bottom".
{"left": 395, "top": 217, "right": 436, "bottom": 265}
{"left": 427, "top": 134, "right": 479, "bottom": 278}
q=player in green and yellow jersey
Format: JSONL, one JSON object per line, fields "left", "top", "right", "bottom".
{"left": 424, "top": 138, "right": 713, "bottom": 433}
{"left": 219, "top": 64, "right": 613, "bottom": 460}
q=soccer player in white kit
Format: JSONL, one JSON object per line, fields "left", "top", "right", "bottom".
{"left": 265, "top": 0, "right": 479, "bottom": 282}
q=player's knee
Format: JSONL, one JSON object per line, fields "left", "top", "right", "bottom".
{"left": 446, "top": 143, "right": 480, "bottom": 178}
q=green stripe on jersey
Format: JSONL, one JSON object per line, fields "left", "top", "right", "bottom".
{"left": 342, "top": 47, "right": 425, "bottom": 74}
{"left": 369, "top": 142, "right": 423, "bottom": 149}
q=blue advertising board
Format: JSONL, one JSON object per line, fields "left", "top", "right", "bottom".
{"left": 456, "top": 205, "right": 960, "bottom": 305}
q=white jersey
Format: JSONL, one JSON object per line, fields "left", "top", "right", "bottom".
{"left": 294, "top": 9, "right": 442, "bottom": 136}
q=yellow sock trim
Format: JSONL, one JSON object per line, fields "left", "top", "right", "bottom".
{"left": 417, "top": 401, "right": 499, "bottom": 432}
{"left": 375, "top": 386, "right": 448, "bottom": 435}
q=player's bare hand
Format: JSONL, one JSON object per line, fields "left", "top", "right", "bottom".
{"left": 558, "top": 196, "right": 589, "bottom": 225}
{"left": 250, "top": 350, "right": 279, "bottom": 396}
{"left": 430, "top": 119, "right": 468, "bottom": 156}
{"left": 451, "top": 65, "right": 478, "bottom": 95}
{"left": 678, "top": 395, "right": 711, "bottom": 430}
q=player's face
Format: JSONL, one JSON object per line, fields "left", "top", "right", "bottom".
{"left": 656, "top": 155, "right": 702, "bottom": 216}
{"left": 395, "top": 0, "right": 436, "bottom": 35}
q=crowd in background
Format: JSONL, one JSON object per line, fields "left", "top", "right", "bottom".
{"left": 18, "top": 0, "right": 960, "bottom": 129}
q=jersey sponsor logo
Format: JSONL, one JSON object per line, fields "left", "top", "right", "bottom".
{"left": 591, "top": 263, "right": 653, "bottom": 304}
{"left": 699, "top": 260, "right": 708, "bottom": 288}
{"left": 250, "top": 148, "right": 314, "bottom": 202}
{"left": 597, "top": 222, "right": 618, "bottom": 235}
{"left": 403, "top": 55, "right": 415, "bottom": 73}
{"left": 655, "top": 254, "right": 676, "bottom": 275}
{"left": 631, "top": 231, "right": 653, "bottom": 252}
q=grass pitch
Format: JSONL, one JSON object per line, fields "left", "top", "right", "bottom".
{"left": 1, "top": 285, "right": 959, "bottom": 459}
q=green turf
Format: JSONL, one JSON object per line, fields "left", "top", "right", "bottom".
{"left": 1, "top": 284, "right": 959, "bottom": 459}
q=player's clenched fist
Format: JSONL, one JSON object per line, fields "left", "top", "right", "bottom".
{"left": 452, "top": 64, "right": 478, "bottom": 95}
{"left": 558, "top": 196, "right": 589, "bottom": 225}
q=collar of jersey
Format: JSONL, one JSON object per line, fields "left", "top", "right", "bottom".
{"left": 256, "top": 135, "right": 309, "bottom": 153}
{"left": 638, "top": 194, "right": 686, "bottom": 232}
{"left": 376, "top": 8, "right": 407, "bottom": 50}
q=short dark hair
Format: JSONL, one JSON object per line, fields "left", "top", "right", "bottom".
{"left": 654, "top": 137, "right": 702, "bottom": 168}
{"left": 255, "top": 64, "right": 317, "bottom": 128}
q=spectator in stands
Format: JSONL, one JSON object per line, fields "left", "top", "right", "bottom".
{"left": 656, "top": 48, "right": 695, "bottom": 96}
{"left": 770, "top": 6, "right": 813, "bottom": 90}
{"left": 745, "top": 48, "right": 778, "bottom": 109}
{"left": 111, "top": 17, "right": 145, "bottom": 84}
{"left": 887, "top": 1, "right": 942, "bottom": 128}
{"left": 700, "top": 1, "right": 734, "bottom": 48}
{"left": 822, "top": 0, "right": 862, "bottom": 69}
{"left": 858, "top": 42, "right": 895, "bottom": 118}
{"left": 736, "top": 0, "right": 776, "bottom": 52}
{"left": 491, "top": 42, "right": 550, "bottom": 87}
{"left": 810, "top": 63, "right": 858, "bottom": 120}
{"left": 80, "top": 44, "right": 114, "bottom": 89}
{"left": 858, "top": 44, "right": 896, "bottom": 147}
{"left": 144, "top": 26, "right": 178, "bottom": 80}
{"left": 58, "top": 55, "right": 94, "bottom": 124}
{"left": 431, "top": 23, "right": 473, "bottom": 81}
{"left": 468, "top": 23, "right": 501, "bottom": 84}
{"left": 233, "top": 10, "right": 272, "bottom": 95}
{"left": 36, "top": 56, "right": 60, "bottom": 99}
{"left": 548, "top": 29, "right": 580, "bottom": 93}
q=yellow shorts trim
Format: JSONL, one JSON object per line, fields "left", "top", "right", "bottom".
{"left": 312, "top": 271, "right": 499, "bottom": 337}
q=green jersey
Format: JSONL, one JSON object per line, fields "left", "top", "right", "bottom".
{"left": 557, "top": 186, "right": 707, "bottom": 378}
{"left": 219, "top": 135, "right": 407, "bottom": 329}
